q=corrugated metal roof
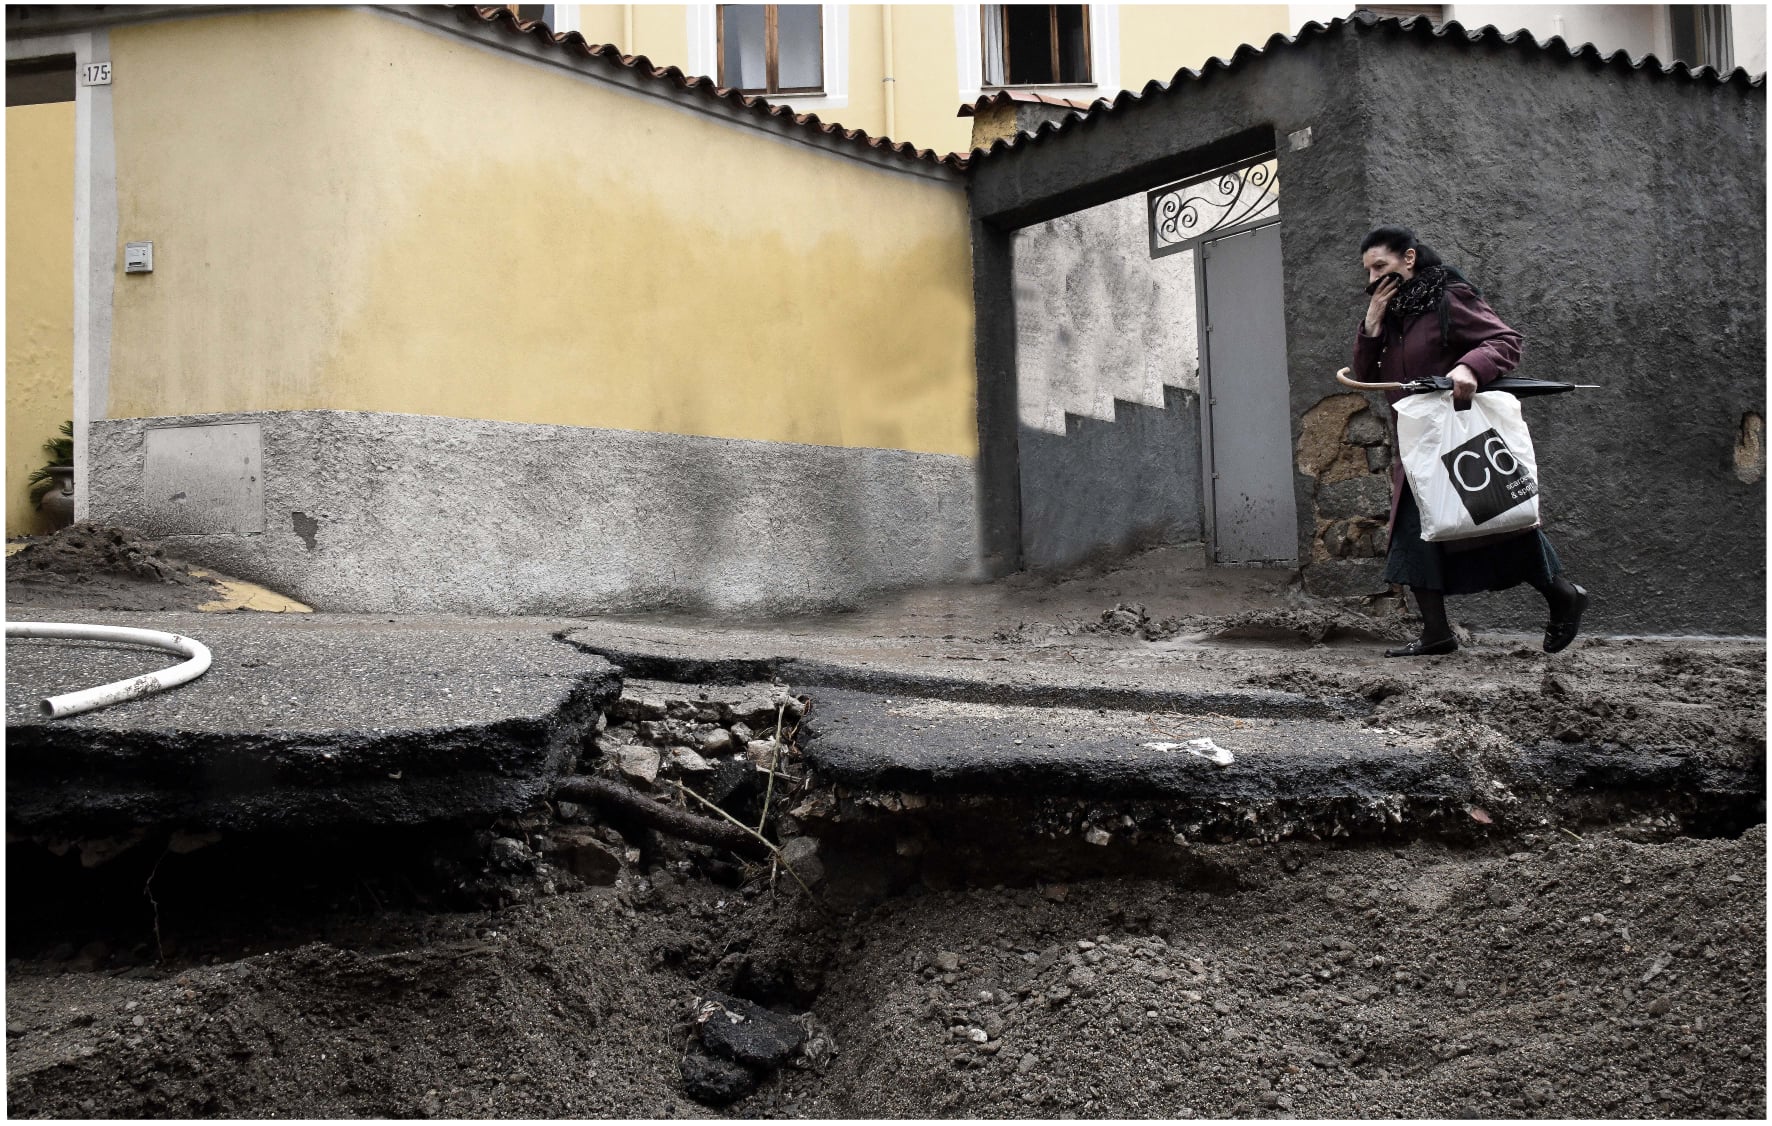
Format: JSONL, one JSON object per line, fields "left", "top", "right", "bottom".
{"left": 460, "top": 5, "right": 970, "bottom": 172}
{"left": 965, "top": 10, "right": 1765, "bottom": 162}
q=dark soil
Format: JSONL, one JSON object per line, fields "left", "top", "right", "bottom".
{"left": 4, "top": 543, "right": 1763, "bottom": 1118}
{"left": 6, "top": 524, "right": 222, "bottom": 612}
{"left": 1081, "top": 600, "right": 1414, "bottom": 647}
{"left": 5, "top": 825, "right": 1763, "bottom": 1118}
{"left": 1243, "top": 642, "right": 1768, "bottom": 768}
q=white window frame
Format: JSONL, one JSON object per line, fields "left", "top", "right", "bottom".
{"left": 687, "top": 4, "right": 849, "bottom": 111}
{"left": 549, "top": 5, "right": 581, "bottom": 37}
{"left": 956, "top": 3, "right": 1119, "bottom": 105}
{"left": 507, "top": 4, "right": 579, "bottom": 34}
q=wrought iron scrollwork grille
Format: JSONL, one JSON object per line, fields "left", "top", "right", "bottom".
{"left": 1146, "top": 155, "right": 1279, "bottom": 259}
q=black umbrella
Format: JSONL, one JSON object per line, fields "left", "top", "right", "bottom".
{"left": 1335, "top": 368, "right": 1600, "bottom": 397}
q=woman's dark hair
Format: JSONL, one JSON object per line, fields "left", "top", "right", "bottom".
{"left": 1359, "top": 225, "right": 1444, "bottom": 269}
{"left": 1360, "top": 224, "right": 1482, "bottom": 345}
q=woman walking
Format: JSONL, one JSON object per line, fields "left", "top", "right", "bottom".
{"left": 1350, "top": 225, "right": 1588, "bottom": 657}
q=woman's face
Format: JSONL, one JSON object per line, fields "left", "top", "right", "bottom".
{"left": 1362, "top": 244, "right": 1417, "bottom": 286}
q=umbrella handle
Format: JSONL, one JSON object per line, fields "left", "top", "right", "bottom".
{"left": 1335, "top": 367, "right": 1406, "bottom": 392}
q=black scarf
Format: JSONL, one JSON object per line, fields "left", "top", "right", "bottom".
{"left": 1387, "top": 264, "right": 1482, "bottom": 348}
{"left": 1388, "top": 264, "right": 1449, "bottom": 319}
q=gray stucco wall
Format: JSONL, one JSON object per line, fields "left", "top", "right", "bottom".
{"left": 88, "top": 411, "right": 980, "bottom": 616}
{"left": 969, "top": 16, "right": 1765, "bottom": 634}
{"left": 969, "top": 31, "right": 1370, "bottom": 580}
{"left": 1013, "top": 192, "right": 1204, "bottom": 570}
{"left": 1354, "top": 20, "right": 1766, "bottom": 635}
{"left": 1019, "top": 386, "right": 1203, "bottom": 571}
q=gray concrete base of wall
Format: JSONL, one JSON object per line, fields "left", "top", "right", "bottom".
{"left": 87, "top": 411, "right": 981, "bottom": 616}
{"left": 1018, "top": 387, "right": 1204, "bottom": 572}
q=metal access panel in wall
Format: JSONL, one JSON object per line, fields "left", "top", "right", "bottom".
{"left": 1199, "top": 221, "right": 1294, "bottom": 564}
{"left": 142, "top": 422, "right": 265, "bottom": 535}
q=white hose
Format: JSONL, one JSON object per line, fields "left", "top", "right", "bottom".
{"left": 5, "top": 622, "right": 212, "bottom": 718}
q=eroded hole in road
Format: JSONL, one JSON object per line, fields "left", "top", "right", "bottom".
{"left": 6, "top": 672, "right": 1764, "bottom": 1119}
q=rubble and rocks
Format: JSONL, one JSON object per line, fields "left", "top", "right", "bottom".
{"left": 681, "top": 991, "right": 811, "bottom": 1106}
{"left": 4, "top": 544, "right": 1761, "bottom": 1119}
{"left": 596, "top": 683, "right": 808, "bottom": 800}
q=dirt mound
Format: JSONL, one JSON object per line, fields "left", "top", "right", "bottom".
{"left": 5, "top": 828, "right": 1762, "bottom": 1118}
{"left": 6, "top": 524, "right": 223, "bottom": 612}
{"left": 1086, "top": 601, "right": 1411, "bottom": 646}
{"left": 1243, "top": 643, "right": 1767, "bottom": 765}
{"left": 795, "top": 828, "right": 1764, "bottom": 1119}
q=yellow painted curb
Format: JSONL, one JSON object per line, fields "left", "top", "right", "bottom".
{"left": 190, "top": 569, "right": 314, "bottom": 614}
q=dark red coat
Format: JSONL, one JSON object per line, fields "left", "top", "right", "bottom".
{"left": 1350, "top": 284, "right": 1524, "bottom": 533}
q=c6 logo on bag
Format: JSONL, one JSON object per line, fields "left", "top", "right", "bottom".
{"left": 1442, "top": 428, "right": 1537, "bottom": 525}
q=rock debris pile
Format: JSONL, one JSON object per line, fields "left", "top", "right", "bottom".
{"left": 592, "top": 682, "right": 809, "bottom": 807}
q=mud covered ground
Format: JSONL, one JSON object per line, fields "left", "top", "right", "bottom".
{"left": 5, "top": 827, "right": 1763, "bottom": 1118}
{"left": 5, "top": 541, "right": 1764, "bottom": 1117}
{"left": 6, "top": 524, "right": 222, "bottom": 612}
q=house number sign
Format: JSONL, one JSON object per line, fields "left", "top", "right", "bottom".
{"left": 81, "top": 61, "right": 111, "bottom": 86}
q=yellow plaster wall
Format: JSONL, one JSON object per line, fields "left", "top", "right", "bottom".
{"left": 106, "top": 8, "right": 975, "bottom": 458}
{"left": 5, "top": 101, "right": 76, "bottom": 537}
{"left": 1119, "top": 5, "right": 1292, "bottom": 88}
{"left": 570, "top": 5, "right": 1295, "bottom": 158}
{"left": 883, "top": 3, "right": 974, "bottom": 158}
{"left": 546, "top": 5, "right": 686, "bottom": 62}
{"left": 630, "top": 2, "right": 689, "bottom": 67}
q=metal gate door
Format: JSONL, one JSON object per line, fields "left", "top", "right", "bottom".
{"left": 1199, "top": 221, "right": 1294, "bottom": 563}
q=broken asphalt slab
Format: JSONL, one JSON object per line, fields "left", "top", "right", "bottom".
{"left": 798, "top": 688, "right": 1449, "bottom": 801}
{"left": 8, "top": 611, "right": 1759, "bottom": 843}
{"left": 795, "top": 687, "right": 1753, "bottom": 816}
{"left": 558, "top": 625, "right": 1361, "bottom": 720}
{"left": 5, "top": 611, "right": 617, "bottom": 835}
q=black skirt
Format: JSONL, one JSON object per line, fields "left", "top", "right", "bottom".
{"left": 1382, "top": 483, "right": 1563, "bottom": 595}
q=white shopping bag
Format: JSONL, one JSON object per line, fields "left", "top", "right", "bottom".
{"left": 1392, "top": 390, "right": 1541, "bottom": 542}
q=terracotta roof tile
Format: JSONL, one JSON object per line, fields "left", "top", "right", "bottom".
{"left": 460, "top": 6, "right": 968, "bottom": 172}
{"left": 965, "top": 10, "right": 1765, "bottom": 163}
{"left": 957, "top": 89, "right": 1097, "bottom": 117}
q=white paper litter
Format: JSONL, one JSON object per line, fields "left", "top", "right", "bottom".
{"left": 1141, "top": 737, "right": 1235, "bottom": 767}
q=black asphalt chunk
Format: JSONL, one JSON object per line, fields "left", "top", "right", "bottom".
{"left": 695, "top": 992, "right": 806, "bottom": 1069}
{"left": 799, "top": 686, "right": 1447, "bottom": 802}
{"left": 5, "top": 612, "right": 617, "bottom": 834}
{"left": 679, "top": 1044, "right": 756, "bottom": 1106}
{"left": 797, "top": 687, "right": 1756, "bottom": 813}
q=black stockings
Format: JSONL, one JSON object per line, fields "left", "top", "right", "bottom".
{"left": 1410, "top": 588, "right": 1453, "bottom": 644}
{"left": 1529, "top": 574, "right": 1582, "bottom": 618}
{"left": 1411, "top": 575, "right": 1579, "bottom": 642}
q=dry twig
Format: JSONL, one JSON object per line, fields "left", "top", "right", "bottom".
{"left": 676, "top": 780, "right": 818, "bottom": 901}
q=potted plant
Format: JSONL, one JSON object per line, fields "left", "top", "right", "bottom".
{"left": 27, "top": 420, "right": 74, "bottom": 529}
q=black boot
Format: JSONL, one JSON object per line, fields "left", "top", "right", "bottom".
{"left": 1542, "top": 578, "right": 1589, "bottom": 654}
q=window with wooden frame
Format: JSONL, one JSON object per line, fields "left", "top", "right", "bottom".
{"left": 6, "top": 54, "right": 74, "bottom": 107}
{"left": 982, "top": 5, "right": 1091, "bottom": 87}
{"left": 718, "top": 5, "right": 824, "bottom": 95}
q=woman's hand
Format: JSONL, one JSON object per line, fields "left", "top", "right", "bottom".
{"left": 1363, "top": 275, "right": 1399, "bottom": 336}
{"left": 1448, "top": 364, "right": 1479, "bottom": 402}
